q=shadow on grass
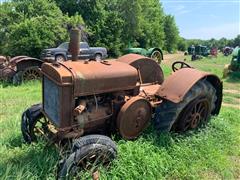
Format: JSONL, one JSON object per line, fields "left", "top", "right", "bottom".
{"left": 0, "top": 80, "right": 16, "bottom": 88}
{"left": 225, "top": 72, "right": 240, "bottom": 83}
{"left": 5, "top": 135, "right": 24, "bottom": 149}
{"left": 0, "top": 79, "right": 41, "bottom": 88}
{"left": 0, "top": 143, "right": 59, "bottom": 179}
{"left": 139, "top": 124, "right": 208, "bottom": 149}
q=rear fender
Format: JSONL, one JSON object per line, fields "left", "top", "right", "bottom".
{"left": 147, "top": 48, "right": 163, "bottom": 60}
{"left": 156, "top": 68, "right": 222, "bottom": 115}
{"left": 15, "top": 58, "right": 44, "bottom": 72}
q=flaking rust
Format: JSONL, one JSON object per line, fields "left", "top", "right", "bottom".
{"left": 21, "top": 29, "right": 223, "bottom": 178}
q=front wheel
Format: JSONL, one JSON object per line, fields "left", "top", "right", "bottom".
{"left": 55, "top": 55, "right": 66, "bottom": 62}
{"left": 57, "top": 135, "right": 117, "bottom": 179}
{"left": 94, "top": 53, "right": 102, "bottom": 61}
{"left": 21, "top": 104, "right": 49, "bottom": 143}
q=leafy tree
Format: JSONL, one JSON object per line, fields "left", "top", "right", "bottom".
{"left": 137, "top": 0, "right": 165, "bottom": 48}
{"left": 118, "top": 0, "right": 142, "bottom": 46}
{"left": 55, "top": 0, "right": 124, "bottom": 57}
{"left": 163, "top": 15, "right": 179, "bottom": 52}
{"left": 232, "top": 35, "right": 240, "bottom": 47}
{"left": 177, "top": 37, "right": 187, "bottom": 51}
{"left": 0, "top": 0, "right": 84, "bottom": 57}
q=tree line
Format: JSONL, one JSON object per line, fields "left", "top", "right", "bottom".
{"left": 0, "top": 0, "right": 239, "bottom": 58}
{"left": 184, "top": 36, "right": 240, "bottom": 51}
{"left": 0, "top": 0, "right": 179, "bottom": 57}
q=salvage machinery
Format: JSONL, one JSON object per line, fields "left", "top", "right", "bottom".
{"left": 0, "top": 55, "right": 43, "bottom": 83}
{"left": 124, "top": 47, "right": 163, "bottom": 64}
{"left": 223, "top": 46, "right": 240, "bottom": 78}
{"left": 21, "top": 29, "right": 223, "bottom": 178}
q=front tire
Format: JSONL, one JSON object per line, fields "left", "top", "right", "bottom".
{"left": 57, "top": 135, "right": 117, "bottom": 179}
{"left": 154, "top": 80, "right": 217, "bottom": 132}
{"left": 94, "top": 53, "right": 102, "bottom": 61}
{"left": 55, "top": 55, "right": 66, "bottom": 62}
{"left": 21, "top": 104, "right": 48, "bottom": 143}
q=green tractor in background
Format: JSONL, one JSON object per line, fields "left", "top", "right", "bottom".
{"left": 124, "top": 47, "right": 163, "bottom": 64}
{"left": 191, "top": 45, "right": 210, "bottom": 61}
{"left": 223, "top": 46, "right": 240, "bottom": 78}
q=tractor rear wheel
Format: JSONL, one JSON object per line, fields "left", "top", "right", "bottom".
{"left": 22, "top": 66, "right": 41, "bottom": 81}
{"left": 13, "top": 66, "right": 41, "bottom": 84}
{"left": 57, "top": 135, "right": 117, "bottom": 179}
{"left": 154, "top": 80, "right": 217, "bottom": 132}
{"left": 151, "top": 50, "right": 162, "bottom": 64}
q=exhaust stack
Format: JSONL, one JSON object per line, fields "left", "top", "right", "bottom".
{"left": 69, "top": 28, "right": 80, "bottom": 61}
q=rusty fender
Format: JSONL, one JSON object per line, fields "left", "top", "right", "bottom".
{"left": 156, "top": 68, "right": 223, "bottom": 115}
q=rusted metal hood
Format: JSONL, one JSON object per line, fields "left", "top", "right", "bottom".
{"left": 41, "top": 60, "right": 139, "bottom": 96}
{"left": 156, "top": 68, "right": 220, "bottom": 103}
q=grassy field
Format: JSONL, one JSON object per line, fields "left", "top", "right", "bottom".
{"left": 0, "top": 55, "right": 239, "bottom": 179}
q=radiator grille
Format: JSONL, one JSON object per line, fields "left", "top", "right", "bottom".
{"left": 43, "top": 76, "right": 60, "bottom": 126}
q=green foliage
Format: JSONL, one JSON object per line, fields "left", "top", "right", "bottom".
{"left": 186, "top": 35, "right": 240, "bottom": 50}
{"left": 0, "top": 0, "right": 84, "bottom": 57}
{"left": 55, "top": 0, "right": 167, "bottom": 56}
{"left": 177, "top": 37, "right": 187, "bottom": 51}
{"left": 163, "top": 15, "right": 179, "bottom": 52}
{"left": 119, "top": 0, "right": 142, "bottom": 46}
{"left": 137, "top": 0, "right": 165, "bottom": 48}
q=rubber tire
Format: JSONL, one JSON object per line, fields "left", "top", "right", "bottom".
{"left": 57, "top": 135, "right": 117, "bottom": 179}
{"left": 94, "top": 53, "right": 102, "bottom": 61}
{"left": 154, "top": 79, "right": 217, "bottom": 132}
{"left": 55, "top": 55, "right": 66, "bottom": 62}
{"left": 21, "top": 104, "right": 43, "bottom": 143}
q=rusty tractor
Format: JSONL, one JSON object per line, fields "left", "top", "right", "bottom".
{"left": 21, "top": 29, "right": 223, "bottom": 178}
{"left": 0, "top": 55, "right": 44, "bottom": 84}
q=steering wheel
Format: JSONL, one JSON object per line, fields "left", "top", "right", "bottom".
{"left": 172, "top": 61, "right": 192, "bottom": 72}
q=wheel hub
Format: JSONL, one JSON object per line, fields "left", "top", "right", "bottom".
{"left": 117, "top": 97, "right": 152, "bottom": 140}
{"left": 22, "top": 68, "right": 40, "bottom": 81}
{"left": 178, "top": 97, "right": 210, "bottom": 131}
{"left": 190, "top": 113, "right": 201, "bottom": 129}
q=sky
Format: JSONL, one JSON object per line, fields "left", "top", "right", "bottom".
{"left": 161, "top": 0, "right": 240, "bottom": 40}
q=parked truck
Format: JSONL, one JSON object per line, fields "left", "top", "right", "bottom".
{"left": 41, "top": 42, "right": 108, "bottom": 62}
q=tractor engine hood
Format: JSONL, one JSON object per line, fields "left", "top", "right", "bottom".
{"left": 41, "top": 60, "right": 139, "bottom": 96}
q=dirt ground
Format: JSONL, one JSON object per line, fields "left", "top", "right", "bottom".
{"left": 163, "top": 52, "right": 185, "bottom": 65}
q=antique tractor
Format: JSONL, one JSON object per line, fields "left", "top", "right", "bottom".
{"left": 223, "top": 46, "right": 233, "bottom": 56}
{"left": 0, "top": 55, "right": 43, "bottom": 84}
{"left": 190, "top": 45, "right": 210, "bottom": 61}
{"left": 124, "top": 47, "right": 163, "bottom": 64}
{"left": 21, "top": 30, "right": 223, "bottom": 178}
{"left": 223, "top": 46, "right": 240, "bottom": 78}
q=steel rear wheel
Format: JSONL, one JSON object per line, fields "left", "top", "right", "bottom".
{"left": 151, "top": 50, "right": 162, "bottom": 64}
{"left": 177, "top": 97, "right": 211, "bottom": 131}
{"left": 22, "top": 66, "right": 41, "bottom": 81}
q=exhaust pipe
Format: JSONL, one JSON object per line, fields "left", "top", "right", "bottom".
{"left": 69, "top": 28, "right": 80, "bottom": 61}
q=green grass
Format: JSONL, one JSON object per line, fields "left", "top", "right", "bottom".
{"left": 0, "top": 55, "right": 240, "bottom": 179}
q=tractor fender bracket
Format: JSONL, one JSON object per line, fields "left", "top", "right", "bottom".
{"left": 156, "top": 68, "right": 222, "bottom": 114}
